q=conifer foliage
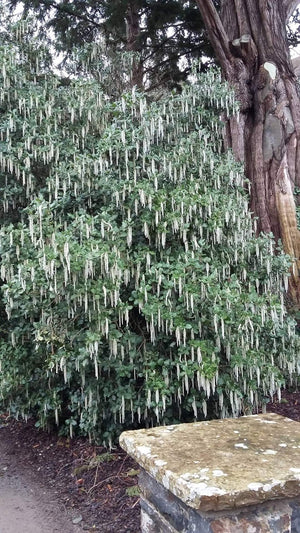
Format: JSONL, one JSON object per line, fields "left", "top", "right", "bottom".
{"left": 6, "top": 0, "right": 212, "bottom": 90}
{"left": 0, "top": 22, "right": 299, "bottom": 443}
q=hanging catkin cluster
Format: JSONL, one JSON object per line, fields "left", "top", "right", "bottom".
{"left": 0, "top": 22, "right": 299, "bottom": 444}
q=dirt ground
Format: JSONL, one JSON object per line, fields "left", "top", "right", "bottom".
{"left": 0, "top": 389, "right": 300, "bottom": 533}
{"left": 0, "top": 445, "right": 83, "bottom": 533}
{"left": 0, "top": 418, "right": 141, "bottom": 533}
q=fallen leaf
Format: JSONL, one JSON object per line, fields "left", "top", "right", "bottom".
{"left": 72, "top": 515, "right": 83, "bottom": 524}
{"left": 125, "top": 468, "right": 140, "bottom": 477}
{"left": 126, "top": 486, "right": 140, "bottom": 497}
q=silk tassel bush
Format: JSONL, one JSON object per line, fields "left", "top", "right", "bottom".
{"left": 0, "top": 21, "right": 299, "bottom": 444}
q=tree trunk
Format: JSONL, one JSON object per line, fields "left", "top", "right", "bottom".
{"left": 196, "top": 0, "right": 300, "bottom": 306}
{"left": 125, "top": 0, "right": 143, "bottom": 87}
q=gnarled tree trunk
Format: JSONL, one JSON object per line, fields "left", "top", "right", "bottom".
{"left": 196, "top": 0, "right": 300, "bottom": 306}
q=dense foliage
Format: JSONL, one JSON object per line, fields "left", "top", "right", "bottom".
{"left": 5, "top": 1, "right": 300, "bottom": 92}
{"left": 5, "top": 0, "right": 213, "bottom": 89}
{"left": 0, "top": 23, "right": 299, "bottom": 444}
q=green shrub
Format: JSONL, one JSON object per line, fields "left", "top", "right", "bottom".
{"left": 0, "top": 22, "right": 299, "bottom": 444}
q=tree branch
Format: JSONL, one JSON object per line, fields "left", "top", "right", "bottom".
{"left": 284, "top": 0, "right": 300, "bottom": 20}
{"left": 23, "top": 0, "right": 103, "bottom": 29}
{"left": 194, "top": 0, "right": 233, "bottom": 73}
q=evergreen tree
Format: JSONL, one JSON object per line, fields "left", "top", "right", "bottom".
{"left": 5, "top": 0, "right": 213, "bottom": 89}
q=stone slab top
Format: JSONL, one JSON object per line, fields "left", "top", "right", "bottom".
{"left": 119, "top": 414, "right": 300, "bottom": 512}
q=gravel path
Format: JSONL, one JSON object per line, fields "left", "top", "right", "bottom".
{"left": 0, "top": 430, "right": 82, "bottom": 533}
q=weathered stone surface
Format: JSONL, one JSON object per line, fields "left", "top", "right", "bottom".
{"left": 119, "top": 414, "right": 300, "bottom": 512}
{"left": 139, "top": 469, "right": 212, "bottom": 532}
{"left": 139, "top": 468, "right": 298, "bottom": 532}
{"left": 141, "top": 500, "right": 178, "bottom": 533}
{"left": 291, "top": 501, "right": 300, "bottom": 532}
{"left": 209, "top": 508, "right": 291, "bottom": 533}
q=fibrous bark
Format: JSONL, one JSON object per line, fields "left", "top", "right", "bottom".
{"left": 196, "top": 0, "right": 300, "bottom": 306}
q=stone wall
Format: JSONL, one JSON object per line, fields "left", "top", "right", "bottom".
{"left": 120, "top": 414, "right": 300, "bottom": 532}
{"left": 139, "top": 469, "right": 300, "bottom": 532}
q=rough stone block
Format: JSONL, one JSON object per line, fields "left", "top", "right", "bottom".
{"left": 120, "top": 414, "right": 300, "bottom": 512}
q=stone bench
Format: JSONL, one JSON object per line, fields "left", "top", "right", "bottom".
{"left": 119, "top": 414, "right": 300, "bottom": 532}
